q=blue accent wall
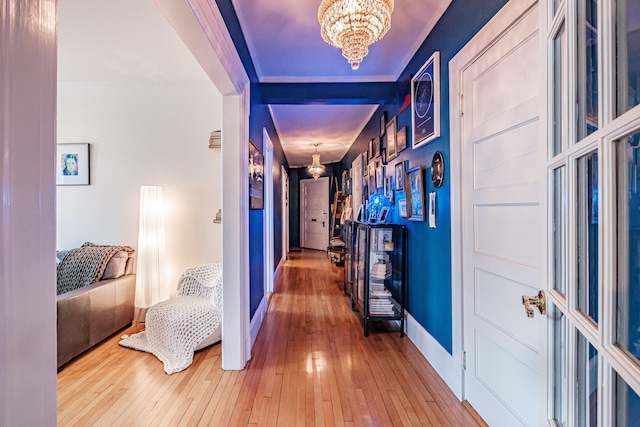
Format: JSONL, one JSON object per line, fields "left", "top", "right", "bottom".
{"left": 340, "top": 0, "right": 508, "bottom": 353}
{"left": 215, "top": 3, "right": 290, "bottom": 319}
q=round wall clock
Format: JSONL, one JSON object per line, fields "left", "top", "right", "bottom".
{"left": 431, "top": 151, "right": 444, "bottom": 188}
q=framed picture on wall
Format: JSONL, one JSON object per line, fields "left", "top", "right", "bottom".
{"left": 405, "top": 165, "right": 425, "bottom": 221}
{"left": 249, "top": 140, "right": 264, "bottom": 210}
{"left": 397, "top": 126, "right": 408, "bottom": 152}
{"left": 395, "top": 161, "right": 405, "bottom": 191}
{"left": 386, "top": 116, "right": 398, "bottom": 161}
{"left": 412, "top": 52, "right": 440, "bottom": 149}
{"left": 56, "top": 143, "right": 90, "bottom": 186}
{"left": 398, "top": 198, "right": 408, "bottom": 218}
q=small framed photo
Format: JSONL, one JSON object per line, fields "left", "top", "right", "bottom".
{"left": 398, "top": 199, "right": 408, "bottom": 218}
{"left": 395, "top": 162, "right": 405, "bottom": 191}
{"left": 386, "top": 116, "right": 398, "bottom": 161}
{"left": 249, "top": 140, "right": 264, "bottom": 210}
{"left": 380, "top": 111, "right": 386, "bottom": 137}
{"left": 384, "top": 175, "right": 392, "bottom": 198}
{"left": 412, "top": 51, "right": 441, "bottom": 149}
{"left": 405, "top": 165, "right": 425, "bottom": 221}
{"left": 397, "top": 126, "right": 408, "bottom": 152}
{"left": 373, "top": 137, "right": 381, "bottom": 158}
{"left": 379, "top": 206, "right": 390, "bottom": 223}
{"left": 375, "top": 160, "right": 383, "bottom": 189}
{"left": 57, "top": 143, "right": 90, "bottom": 186}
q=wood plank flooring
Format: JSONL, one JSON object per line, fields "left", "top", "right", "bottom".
{"left": 58, "top": 249, "right": 488, "bottom": 426}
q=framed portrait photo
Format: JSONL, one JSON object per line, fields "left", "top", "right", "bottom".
{"left": 398, "top": 198, "right": 408, "bottom": 218}
{"left": 395, "top": 161, "right": 405, "bottom": 191}
{"left": 397, "top": 126, "right": 408, "bottom": 152}
{"left": 57, "top": 143, "right": 90, "bottom": 186}
{"left": 249, "top": 140, "right": 264, "bottom": 210}
{"left": 412, "top": 51, "right": 440, "bottom": 149}
{"left": 405, "top": 165, "right": 425, "bottom": 221}
{"left": 386, "top": 116, "right": 398, "bottom": 161}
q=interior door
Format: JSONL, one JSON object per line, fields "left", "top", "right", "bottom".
{"left": 300, "top": 177, "right": 329, "bottom": 251}
{"left": 459, "top": 2, "right": 546, "bottom": 426}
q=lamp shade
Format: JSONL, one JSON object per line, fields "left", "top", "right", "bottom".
{"left": 135, "top": 186, "right": 168, "bottom": 311}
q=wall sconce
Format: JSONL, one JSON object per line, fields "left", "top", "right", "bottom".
{"left": 134, "top": 185, "right": 168, "bottom": 323}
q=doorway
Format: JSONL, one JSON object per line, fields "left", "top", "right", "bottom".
{"left": 450, "top": 0, "right": 547, "bottom": 425}
{"left": 300, "top": 177, "right": 330, "bottom": 251}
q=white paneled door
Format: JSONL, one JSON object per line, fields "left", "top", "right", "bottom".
{"left": 455, "top": 1, "right": 547, "bottom": 426}
{"left": 300, "top": 177, "right": 329, "bottom": 251}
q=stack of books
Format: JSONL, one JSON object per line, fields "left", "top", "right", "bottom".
{"left": 369, "top": 282, "right": 395, "bottom": 316}
{"left": 370, "top": 261, "right": 392, "bottom": 281}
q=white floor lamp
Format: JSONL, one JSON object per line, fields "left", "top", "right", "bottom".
{"left": 134, "top": 185, "right": 168, "bottom": 323}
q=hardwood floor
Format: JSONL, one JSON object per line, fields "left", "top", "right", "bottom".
{"left": 58, "top": 249, "right": 488, "bottom": 426}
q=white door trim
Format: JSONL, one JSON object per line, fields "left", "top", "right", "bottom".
{"left": 449, "top": 0, "right": 543, "bottom": 403}
{"left": 281, "top": 166, "right": 290, "bottom": 269}
{"left": 263, "top": 128, "right": 274, "bottom": 294}
{"left": 156, "top": 0, "right": 251, "bottom": 369}
{"left": 1, "top": 0, "right": 58, "bottom": 423}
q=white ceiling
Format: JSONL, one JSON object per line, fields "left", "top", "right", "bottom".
{"left": 58, "top": 0, "right": 451, "bottom": 167}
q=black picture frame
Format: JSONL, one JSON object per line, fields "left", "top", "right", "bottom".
{"left": 395, "top": 161, "right": 405, "bottom": 191}
{"left": 380, "top": 111, "right": 386, "bottom": 137}
{"left": 397, "top": 126, "right": 408, "bottom": 152}
{"left": 249, "top": 140, "right": 264, "bottom": 210}
{"left": 386, "top": 116, "right": 398, "bottom": 161}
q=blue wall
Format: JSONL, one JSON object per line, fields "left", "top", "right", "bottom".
{"left": 340, "top": 0, "right": 508, "bottom": 353}
{"left": 216, "top": 3, "right": 290, "bottom": 319}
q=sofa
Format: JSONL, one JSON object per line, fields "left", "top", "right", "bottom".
{"left": 56, "top": 243, "right": 136, "bottom": 369}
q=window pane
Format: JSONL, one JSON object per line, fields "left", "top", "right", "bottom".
{"left": 577, "top": 152, "right": 598, "bottom": 323}
{"left": 614, "top": 370, "right": 640, "bottom": 427}
{"left": 554, "top": 167, "right": 566, "bottom": 294}
{"left": 578, "top": 0, "right": 599, "bottom": 139}
{"left": 552, "top": 305, "right": 568, "bottom": 425}
{"left": 616, "top": 0, "right": 640, "bottom": 116}
{"left": 576, "top": 332, "right": 598, "bottom": 427}
{"left": 616, "top": 131, "right": 640, "bottom": 360}
{"left": 554, "top": 24, "right": 566, "bottom": 156}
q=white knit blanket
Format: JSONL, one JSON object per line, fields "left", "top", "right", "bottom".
{"left": 119, "top": 263, "right": 222, "bottom": 375}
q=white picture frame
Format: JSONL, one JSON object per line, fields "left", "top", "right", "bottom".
{"left": 411, "top": 51, "right": 440, "bottom": 149}
{"left": 56, "top": 143, "right": 90, "bottom": 186}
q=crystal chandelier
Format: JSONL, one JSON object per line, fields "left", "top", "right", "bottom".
{"left": 307, "top": 144, "right": 326, "bottom": 180}
{"left": 318, "top": 0, "right": 394, "bottom": 70}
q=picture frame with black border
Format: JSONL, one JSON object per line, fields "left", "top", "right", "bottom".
{"left": 380, "top": 111, "right": 386, "bottom": 137}
{"left": 249, "top": 140, "right": 264, "bottom": 210}
{"left": 412, "top": 51, "right": 441, "bottom": 149}
{"left": 395, "top": 161, "right": 405, "bottom": 191}
{"left": 386, "top": 116, "right": 398, "bottom": 161}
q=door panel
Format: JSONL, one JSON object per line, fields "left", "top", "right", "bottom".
{"left": 301, "top": 178, "right": 328, "bottom": 251}
{"left": 460, "top": 3, "right": 545, "bottom": 426}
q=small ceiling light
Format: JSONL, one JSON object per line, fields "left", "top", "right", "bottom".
{"left": 318, "top": 0, "right": 394, "bottom": 70}
{"left": 307, "top": 143, "right": 326, "bottom": 180}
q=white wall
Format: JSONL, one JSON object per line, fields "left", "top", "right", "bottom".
{"left": 57, "top": 81, "right": 223, "bottom": 288}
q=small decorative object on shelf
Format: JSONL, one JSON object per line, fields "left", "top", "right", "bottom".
{"left": 350, "top": 222, "right": 406, "bottom": 337}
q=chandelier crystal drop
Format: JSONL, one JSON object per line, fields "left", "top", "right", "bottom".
{"left": 318, "top": 0, "right": 394, "bottom": 70}
{"left": 307, "top": 144, "right": 326, "bottom": 180}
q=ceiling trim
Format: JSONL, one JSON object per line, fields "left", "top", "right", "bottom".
{"left": 260, "top": 82, "right": 397, "bottom": 105}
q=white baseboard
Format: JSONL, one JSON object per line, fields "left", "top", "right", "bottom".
{"left": 250, "top": 295, "right": 267, "bottom": 348}
{"left": 405, "top": 312, "right": 463, "bottom": 400}
{"left": 274, "top": 257, "right": 284, "bottom": 292}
